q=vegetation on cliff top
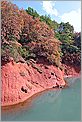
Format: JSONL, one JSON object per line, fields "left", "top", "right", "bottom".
{"left": 26, "top": 7, "right": 81, "bottom": 66}
{"left": 1, "top": 1, "right": 81, "bottom": 68}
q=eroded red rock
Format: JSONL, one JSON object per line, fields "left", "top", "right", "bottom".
{"left": 1, "top": 61, "right": 65, "bottom": 106}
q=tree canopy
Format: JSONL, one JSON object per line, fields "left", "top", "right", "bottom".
{"left": 1, "top": 1, "right": 61, "bottom": 67}
{"left": 1, "top": 1, "right": 81, "bottom": 67}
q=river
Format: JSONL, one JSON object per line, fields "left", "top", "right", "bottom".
{"left": 1, "top": 77, "right": 81, "bottom": 121}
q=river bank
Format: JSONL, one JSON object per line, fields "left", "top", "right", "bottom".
{"left": 1, "top": 60, "right": 80, "bottom": 107}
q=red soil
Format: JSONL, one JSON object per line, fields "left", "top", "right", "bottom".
{"left": 1, "top": 60, "right": 80, "bottom": 107}
{"left": 1, "top": 61, "right": 65, "bottom": 106}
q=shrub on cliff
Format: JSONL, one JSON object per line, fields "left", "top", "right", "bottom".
{"left": 1, "top": 43, "right": 19, "bottom": 63}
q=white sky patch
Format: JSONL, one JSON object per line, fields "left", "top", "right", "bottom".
{"left": 42, "top": 1, "right": 58, "bottom": 16}
{"left": 60, "top": 8, "right": 81, "bottom": 32}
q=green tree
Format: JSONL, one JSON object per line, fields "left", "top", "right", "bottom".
{"left": 26, "top": 7, "right": 40, "bottom": 18}
{"left": 40, "top": 15, "right": 59, "bottom": 30}
{"left": 73, "top": 32, "right": 81, "bottom": 50}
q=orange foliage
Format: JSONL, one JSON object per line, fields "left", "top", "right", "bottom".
{"left": 1, "top": 1, "right": 61, "bottom": 66}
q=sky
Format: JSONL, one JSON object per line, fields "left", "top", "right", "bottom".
{"left": 12, "top": 0, "right": 81, "bottom": 32}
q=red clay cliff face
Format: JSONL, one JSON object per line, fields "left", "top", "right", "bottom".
{"left": 1, "top": 61, "right": 65, "bottom": 106}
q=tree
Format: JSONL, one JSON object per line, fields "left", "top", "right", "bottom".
{"left": 57, "top": 22, "right": 74, "bottom": 34}
{"left": 73, "top": 32, "right": 81, "bottom": 50}
{"left": 29, "top": 38, "right": 61, "bottom": 66}
{"left": 40, "top": 15, "right": 59, "bottom": 30}
{"left": 26, "top": 7, "right": 40, "bottom": 18}
{"left": 55, "top": 22, "right": 81, "bottom": 66}
{"left": 1, "top": 1, "right": 24, "bottom": 43}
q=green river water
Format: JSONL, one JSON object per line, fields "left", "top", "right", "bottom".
{"left": 1, "top": 77, "right": 81, "bottom": 121}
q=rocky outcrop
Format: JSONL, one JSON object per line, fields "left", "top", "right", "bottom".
{"left": 1, "top": 61, "right": 65, "bottom": 106}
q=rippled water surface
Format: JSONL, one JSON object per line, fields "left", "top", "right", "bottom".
{"left": 1, "top": 77, "right": 81, "bottom": 121}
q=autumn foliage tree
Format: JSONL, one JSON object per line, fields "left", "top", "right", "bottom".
{"left": 1, "top": 1, "right": 24, "bottom": 43}
{"left": 1, "top": 1, "right": 61, "bottom": 67}
{"left": 28, "top": 38, "right": 61, "bottom": 66}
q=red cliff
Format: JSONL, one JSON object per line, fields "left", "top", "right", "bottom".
{"left": 1, "top": 61, "right": 65, "bottom": 106}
